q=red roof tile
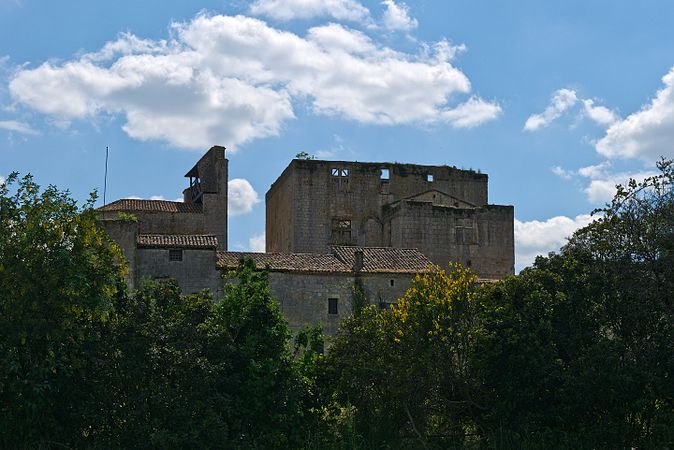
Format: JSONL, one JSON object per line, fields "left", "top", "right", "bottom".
{"left": 330, "top": 246, "right": 433, "bottom": 273}
{"left": 99, "top": 199, "right": 202, "bottom": 213}
{"left": 137, "top": 234, "right": 218, "bottom": 249}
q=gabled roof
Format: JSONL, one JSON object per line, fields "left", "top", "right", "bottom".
{"left": 330, "top": 246, "right": 433, "bottom": 273}
{"left": 388, "top": 189, "right": 477, "bottom": 209}
{"left": 217, "top": 251, "right": 351, "bottom": 273}
{"left": 137, "top": 234, "right": 218, "bottom": 249}
{"left": 99, "top": 199, "right": 202, "bottom": 213}
{"left": 217, "top": 246, "right": 432, "bottom": 274}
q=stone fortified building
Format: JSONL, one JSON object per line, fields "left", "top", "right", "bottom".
{"left": 100, "top": 146, "right": 514, "bottom": 335}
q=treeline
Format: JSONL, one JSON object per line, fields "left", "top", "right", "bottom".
{"left": 0, "top": 163, "right": 673, "bottom": 449}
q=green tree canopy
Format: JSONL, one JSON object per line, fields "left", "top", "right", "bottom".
{"left": 0, "top": 173, "right": 126, "bottom": 447}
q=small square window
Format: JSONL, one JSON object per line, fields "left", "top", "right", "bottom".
{"left": 380, "top": 168, "right": 390, "bottom": 180}
{"left": 169, "top": 249, "right": 183, "bottom": 262}
{"left": 427, "top": 174, "right": 434, "bottom": 182}
{"left": 328, "top": 298, "right": 338, "bottom": 315}
{"left": 331, "top": 168, "right": 340, "bottom": 176}
{"left": 341, "top": 168, "right": 349, "bottom": 177}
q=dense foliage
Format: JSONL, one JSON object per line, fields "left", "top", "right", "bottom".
{"left": 1, "top": 161, "right": 673, "bottom": 449}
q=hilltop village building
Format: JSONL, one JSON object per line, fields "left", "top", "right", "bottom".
{"left": 99, "top": 146, "right": 514, "bottom": 334}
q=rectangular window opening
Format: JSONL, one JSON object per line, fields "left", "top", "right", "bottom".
{"left": 331, "top": 168, "right": 340, "bottom": 176}
{"left": 390, "top": 279, "right": 395, "bottom": 287}
{"left": 380, "top": 168, "right": 390, "bottom": 180}
{"left": 328, "top": 298, "right": 338, "bottom": 315}
{"left": 427, "top": 174, "right": 434, "bottom": 182}
{"left": 169, "top": 249, "right": 183, "bottom": 262}
{"left": 331, "top": 218, "right": 352, "bottom": 244}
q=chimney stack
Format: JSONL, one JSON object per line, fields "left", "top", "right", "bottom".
{"left": 353, "top": 250, "right": 364, "bottom": 273}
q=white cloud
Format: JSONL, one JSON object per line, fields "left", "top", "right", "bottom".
{"left": 524, "top": 88, "right": 617, "bottom": 131}
{"left": 577, "top": 162, "right": 655, "bottom": 204}
{"left": 0, "top": 119, "right": 37, "bottom": 135}
{"left": 248, "top": 233, "right": 266, "bottom": 252}
{"left": 9, "top": 14, "right": 498, "bottom": 150}
{"left": 148, "top": 195, "right": 184, "bottom": 202}
{"left": 524, "top": 88, "right": 578, "bottom": 131}
{"left": 551, "top": 165, "right": 573, "bottom": 180}
{"left": 381, "top": 0, "right": 418, "bottom": 31}
{"left": 515, "top": 214, "right": 595, "bottom": 271}
{"left": 249, "top": 0, "right": 370, "bottom": 22}
{"left": 596, "top": 66, "right": 674, "bottom": 162}
{"left": 582, "top": 99, "right": 617, "bottom": 126}
{"left": 228, "top": 178, "right": 260, "bottom": 216}
{"left": 441, "top": 96, "right": 502, "bottom": 128}
{"left": 0, "top": 175, "right": 5, "bottom": 185}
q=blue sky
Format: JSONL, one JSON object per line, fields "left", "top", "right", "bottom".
{"left": 2, "top": 0, "right": 674, "bottom": 270}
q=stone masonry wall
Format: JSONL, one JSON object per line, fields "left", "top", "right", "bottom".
{"left": 99, "top": 219, "right": 138, "bottom": 291}
{"left": 385, "top": 201, "right": 514, "bottom": 279}
{"left": 135, "top": 248, "right": 223, "bottom": 298}
{"left": 266, "top": 159, "right": 489, "bottom": 254}
{"left": 251, "top": 271, "right": 415, "bottom": 336}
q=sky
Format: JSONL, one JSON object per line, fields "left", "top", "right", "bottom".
{"left": 1, "top": 0, "right": 674, "bottom": 271}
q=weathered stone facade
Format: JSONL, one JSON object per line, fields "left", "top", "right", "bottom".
{"left": 266, "top": 159, "right": 514, "bottom": 279}
{"left": 99, "top": 146, "right": 514, "bottom": 335}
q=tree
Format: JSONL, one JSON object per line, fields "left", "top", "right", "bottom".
{"left": 324, "top": 265, "right": 482, "bottom": 448}
{"left": 0, "top": 173, "right": 126, "bottom": 448}
{"left": 90, "top": 259, "right": 317, "bottom": 448}
{"left": 473, "top": 160, "right": 674, "bottom": 447}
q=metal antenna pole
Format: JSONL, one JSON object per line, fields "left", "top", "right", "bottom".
{"left": 103, "top": 146, "right": 109, "bottom": 206}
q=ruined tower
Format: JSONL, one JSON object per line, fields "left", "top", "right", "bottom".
{"left": 266, "top": 159, "right": 514, "bottom": 280}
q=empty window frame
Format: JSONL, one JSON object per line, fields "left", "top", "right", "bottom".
{"left": 331, "top": 218, "right": 352, "bottom": 244}
{"left": 331, "top": 168, "right": 349, "bottom": 177}
{"left": 169, "top": 249, "right": 183, "bottom": 262}
{"left": 328, "top": 298, "right": 338, "bottom": 315}
{"left": 427, "top": 174, "right": 434, "bottom": 182}
{"left": 380, "top": 168, "right": 390, "bottom": 180}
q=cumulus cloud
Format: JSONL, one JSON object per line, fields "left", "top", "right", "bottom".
{"left": 515, "top": 214, "right": 595, "bottom": 271}
{"left": 441, "top": 96, "right": 502, "bottom": 128}
{"left": 248, "top": 233, "right": 266, "bottom": 252}
{"left": 524, "top": 89, "right": 578, "bottom": 131}
{"left": 596, "top": 66, "right": 674, "bottom": 162}
{"left": 551, "top": 165, "right": 573, "bottom": 180}
{"left": 524, "top": 88, "right": 617, "bottom": 131}
{"left": 228, "top": 178, "right": 260, "bottom": 216}
{"left": 9, "top": 14, "right": 499, "bottom": 150}
{"left": 577, "top": 162, "right": 655, "bottom": 204}
{"left": 0, "top": 119, "right": 37, "bottom": 135}
{"left": 249, "top": 0, "right": 370, "bottom": 22}
{"left": 381, "top": 0, "right": 418, "bottom": 31}
{"left": 582, "top": 99, "right": 617, "bottom": 126}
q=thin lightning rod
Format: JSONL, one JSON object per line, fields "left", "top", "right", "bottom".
{"left": 103, "top": 146, "right": 109, "bottom": 206}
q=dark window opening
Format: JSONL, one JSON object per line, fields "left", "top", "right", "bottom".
{"left": 381, "top": 168, "right": 390, "bottom": 180}
{"left": 169, "top": 249, "right": 183, "bottom": 262}
{"left": 390, "top": 279, "right": 395, "bottom": 287}
{"left": 328, "top": 298, "right": 338, "bottom": 315}
{"left": 331, "top": 218, "right": 352, "bottom": 244}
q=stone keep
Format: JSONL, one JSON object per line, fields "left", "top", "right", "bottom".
{"left": 98, "top": 146, "right": 515, "bottom": 335}
{"left": 266, "top": 159, "right": 514, "bottom": 280}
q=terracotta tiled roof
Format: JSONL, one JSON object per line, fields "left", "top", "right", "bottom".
{"left": 217, "top": 246, "right": 432, "bottom": 274}
{"left": 330, "top": 246, "right": 433, "bottom": 273}
{"left": 217, "top": 252, "right": 351, "bottom": 273}
{"left": 99, "top": 199, "right": 202, "bottom": 213}
{"left": 137, "top": 234, "right": 218, "bottom": 249}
